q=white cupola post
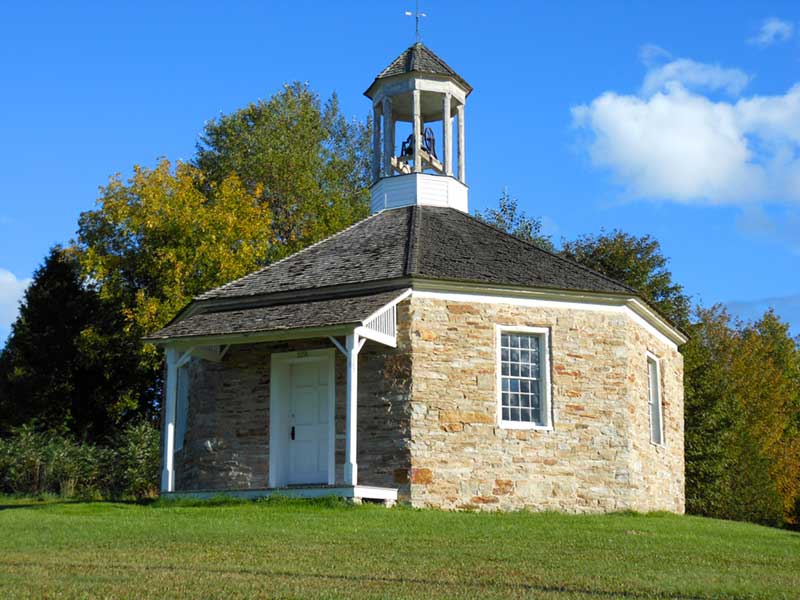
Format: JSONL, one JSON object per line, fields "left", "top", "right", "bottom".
{"left": 364, "top": 43, "right": 472, "bottom": 213}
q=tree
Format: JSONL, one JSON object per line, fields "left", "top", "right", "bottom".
{"left": 78, "top": 159, "right": 273, "bottom": 336}
{"left": 0, "top": 247, "right": 150, "bottom": 441}
{"left": 560, "top": 230, "right": 691, "bottom": 329}
{"left": 683, "top": 306, "right": 800, "bottom": 526}
{"left": 475, "top": 189, "right": 553, "bottom": 251}
{"left": 77, "top": 159, "right": 275, "bottom": 413}
{"left": 195, "top": 82, "right": 371, "bottom": 260}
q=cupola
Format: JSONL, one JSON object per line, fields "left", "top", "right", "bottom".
{"left": 365, "top": 43, "right": 471, "bottom": 213}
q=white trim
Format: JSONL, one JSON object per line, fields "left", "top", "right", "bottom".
{"left": 161, "top": 347, "right": 179, "bottom": 492}
{"left": 496, "top": 325, "right": 553, "bottom": 431}
{"left": 647, "top": 352, "right": 665, "bottom": 447}
{"left": 163, "top": 485, "right": 398, "bottom": 503}
{"left": 354, "top": 326, "right": 395, "bottom": 348}
{"left": 268, "top": 349, "right": 336, "bottom": 488}
{"left": 411, "top": 288, "right": 683, "bottom": 350}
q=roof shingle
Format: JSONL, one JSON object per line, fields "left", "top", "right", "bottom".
{"left": 146, "top": 289, "right": 406, "bottom": 341}
{"left": 197, "top": 205, "right": 634, "bottom": 302}
{"left": 371, "top": 43, "right": 471, "bottom": 93}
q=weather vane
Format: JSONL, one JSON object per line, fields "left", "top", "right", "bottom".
{"left": 405, "top": 0, "right": 427, "bottom": 44}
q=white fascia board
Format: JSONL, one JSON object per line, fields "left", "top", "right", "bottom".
{"left": 409, "top": 283, "right": 685, "bottom": 349}
{"left": 161, "top": 325, "right": 356, "bottom": 350}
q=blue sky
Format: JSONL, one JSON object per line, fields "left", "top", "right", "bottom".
{"left": 1, "top": 1, "right": 799, "bottom": 341}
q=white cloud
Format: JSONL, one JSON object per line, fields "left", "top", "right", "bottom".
{"left": 641, "top": 59, "right": 750, "bottom": 97}
{"left": 749, "top": 18, "right": 794, "bottom": 47}
{"left": 0, "top": 268, "right": 31, "bottom": 340}
{"left": 572, "top": 54, "right": 800, "bottom": 205}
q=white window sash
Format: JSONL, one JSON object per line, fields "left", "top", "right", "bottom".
{"left": 496, "top": 326, "right": 552, "bottom": 430}
{"left": 647, "top": 354, "right": 664, "bottom": 446}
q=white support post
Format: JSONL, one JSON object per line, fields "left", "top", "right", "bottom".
{"left": 382, "top": 97, "right": 393, "bottom": 177}
{"left": 161, "top": 347, "right": 178, "bottom": 493}
{"left": 344, "top": 332, "right": 360, "bottom": 486}
{"left": 412, "top": 89, "right": 422, "bottom": 173}
{"left": 457, "top": 103, "right": 465, "bottom": 183}
{"left": 443, "top": 93, "right": 452, "bottom": 176}
{"left": 372, "top": 102, "right": 381, "bottom": 182}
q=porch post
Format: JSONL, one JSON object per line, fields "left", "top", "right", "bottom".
{"left": 344, "top": 332, "right": 359, "bottom": 486}
{"left": 161, "top": 347, "right": 178, "bottom": 493}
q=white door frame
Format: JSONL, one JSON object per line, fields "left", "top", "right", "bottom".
{"left": 268, "top": 348, "right": 336, "bottom": 488}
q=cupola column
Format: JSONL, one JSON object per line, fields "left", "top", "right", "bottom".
{"left": 457, "top": 103, "right": 465, "bottom": 183}
{"left": 372, "top": 102, "right": 382, "bottom": 182}
{"left": 412, "top": 89, "right": 422, "bottom": 173}
{"left": 382, "top": 96, "right": 393, "bottom": 177}
{"left": 443, "top": 92, "right": 452, "bottom": 176}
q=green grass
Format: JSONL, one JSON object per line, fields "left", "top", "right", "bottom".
{"left": 0, "top": 496, "right": 798, "bottom": 599}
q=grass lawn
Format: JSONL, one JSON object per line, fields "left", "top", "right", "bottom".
{"left": 0, "top": 496, "right": 798, "bottom": 599}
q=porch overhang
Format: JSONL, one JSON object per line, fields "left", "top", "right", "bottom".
{"left": 154, "top": 289, "right": 411, "bottom": 495}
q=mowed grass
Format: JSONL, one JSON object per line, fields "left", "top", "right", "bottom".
{"left": 0, "top": 496, "right": 798, "bottom": 599}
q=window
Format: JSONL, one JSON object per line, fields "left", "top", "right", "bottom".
{"left": 647, "top": 355, "right": 664, "bottom": 445}
{"left": 175, "top": 364, "right": 189, "bottom": 451}
{"left": 498, "top": 327, "right": 551, "bottom": 428}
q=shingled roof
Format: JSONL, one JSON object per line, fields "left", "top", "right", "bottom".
{"left": 370, "top": 43, "right": 472, "bottom": 93}
{"left": 197, "top": 206, "right": 635, "bottom": 302}
{"left": 146, "top": 289, "right": 406, "bottom": 342}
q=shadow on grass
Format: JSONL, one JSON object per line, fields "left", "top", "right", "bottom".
{"left": 0, "top": 557, "right": 726, "bottom": 600}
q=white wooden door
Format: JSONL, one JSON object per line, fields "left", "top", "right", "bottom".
{"left": 287, "top": 360, "right": 329, "bottom": 484}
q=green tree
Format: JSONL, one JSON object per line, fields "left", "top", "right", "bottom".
{"left": 0, "top": 247, "right": 149, "bottom": 441}
{"left": 195, "top": 82, "right": 371, "bottom": 260}
{"left": 77, "top": 159, "right": 275, "bottom": 413}
{"left": 560, "top": 230, "right": 691, "bottom": 329}
{"left": 683, "top": 306, "right": 800, "bottom": 526}
{"left": 475, "top": 189, "right": 553, "bottom": 251}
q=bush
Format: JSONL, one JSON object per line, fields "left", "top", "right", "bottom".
{"left": 0, "top": 423, "right": 159, "bottom": 500}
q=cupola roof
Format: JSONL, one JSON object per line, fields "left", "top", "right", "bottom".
{"left": 365, "top": 43, "right": 472, "bottom": 98}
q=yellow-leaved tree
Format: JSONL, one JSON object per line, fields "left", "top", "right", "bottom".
{"left": 77, "top": 159, "right": 274, "bottom": 379}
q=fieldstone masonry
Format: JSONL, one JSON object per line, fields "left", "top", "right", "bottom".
{"left": 172, "top": 294, "right": 684, "bottom": 513}
{"left": 405, "top": 296, "right": 684, "bottom": 512}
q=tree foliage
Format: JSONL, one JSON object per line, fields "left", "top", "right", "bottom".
{"left": 684, "top": 306, "right": 800, "bottom": 525}
{"left": 475, "top": 189, "right": 554, "bottom": 251}
{"left": 0, "top": 247, "right": 149, "bottom": 441}
{"left": 78, "top": 159, "right": 273, "bottom": 336}
{"left": 195, "top": 82, "right": 371, "bottom": 260}
{"left": 560, "top": 230, "right": 691, "bottom": 329}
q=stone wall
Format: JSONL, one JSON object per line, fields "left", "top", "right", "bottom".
{"left": 173, "top": 312, "right": 413, "bottom": 492}
{"left": 404, "top": 295, "right": 684, "bottom": 513}
{"left": 170, "top": 294, "right": 684, "bottom": 513}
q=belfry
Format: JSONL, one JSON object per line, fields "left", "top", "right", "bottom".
{"left": 365, "top": 43, "right": 472, "bottom": 213}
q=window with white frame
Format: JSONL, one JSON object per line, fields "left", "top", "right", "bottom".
{"left": 647, "top": 355, "right": 664, "bottom": 445}
{"left": 498, "top": 328, "right": 550, "bottom": 428}
{"left": 175, "top": 364, "right": 189, "bottom": 451}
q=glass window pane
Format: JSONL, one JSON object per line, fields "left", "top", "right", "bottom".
{"left": 511, "top": 363, "right": 519, "bottom": 377}
{"left": 510, "top": 407, "right": 520, "bottom": 421}
{"left": 502, "top": 407, "right": 510, "bottom": 420}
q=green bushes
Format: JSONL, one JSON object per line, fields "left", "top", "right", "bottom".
{"left": 0, "top": 423, "right": 159, "bottom": 500}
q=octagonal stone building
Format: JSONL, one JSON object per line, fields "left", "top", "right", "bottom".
{"left": 147, "top": 43, "right": 687, "bottom": 512}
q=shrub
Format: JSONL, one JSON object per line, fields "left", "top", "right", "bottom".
{"left": 0, "top": 422, "right": 159, "bottom": 500}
